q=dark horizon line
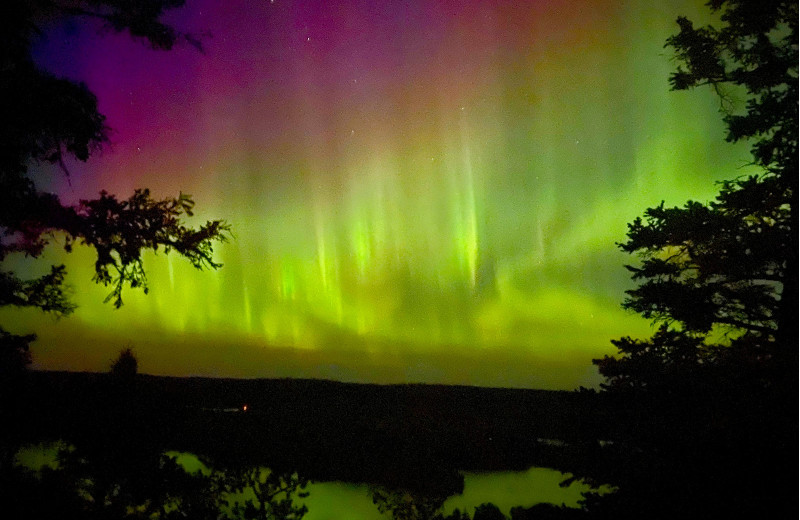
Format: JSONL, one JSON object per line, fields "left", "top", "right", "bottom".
{"left": 28, "top": 368, "right": 584, "bottom": 393}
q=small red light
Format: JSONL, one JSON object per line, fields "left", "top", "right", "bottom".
{"left": 243, "top": 405, "right": 248, "bottom": 411}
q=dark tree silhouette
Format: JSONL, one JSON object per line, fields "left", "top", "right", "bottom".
{"left": 0, "top": 1, "right": 228, "bottom": 371}
{"left": 472, "top": 503, "right": 507, "bottom": 520}
{"left": 594, "top": 0, "right": 797, "bottom": 393}
{"left": 159, "top": 460, "right": 224, "bottom": 520}
{"left": 10, "top": 446, "right": 227, "bottom": 519}
{"left": 368, "top": 468, "right": 466, "bottom": 520}
{"left": 443, "top": 509, "right": 471, "bottom": 520}
{"left": 223, "top": 467, "right": 309, "bottom": 520}
{"left": 667, "top": 0, "right": 797, "bottom": 177}
{"left": 509, "top": 503, "right": 587, "bottom": 520}
{"left": 370, "top": 485, "right": 456, "bottom": 520}
{"left": 110, "top": 347, "right": 138, "bottom": 378}
{"left": 584, "top": 1, "right": 797, "bottom": 517}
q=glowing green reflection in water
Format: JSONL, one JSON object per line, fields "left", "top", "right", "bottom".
{"left": 443, "top": 468, "right": 592, "bottom": 517}
{"left": 166, "top": 452, "right": 594, "bottom": 519}
{"left": 16, "top": 446, "right": 595, "bottom": 519}
{"left": 14, "top": 441, "right": 67, "bottom": 474}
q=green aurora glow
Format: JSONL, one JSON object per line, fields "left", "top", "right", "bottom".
{"left": 3, "top": 0, "right": 757, "bottom": 388}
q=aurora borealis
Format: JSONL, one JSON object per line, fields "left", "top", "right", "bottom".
{"left": 6, "top": 0, "right": 758, "bottom": 388}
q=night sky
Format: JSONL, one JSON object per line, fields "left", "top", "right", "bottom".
{"left": 5, "top": 0, "right": 757, "bottom": 389}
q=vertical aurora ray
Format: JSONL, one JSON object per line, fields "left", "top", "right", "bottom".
{"left": 2, "top": 0, "right": 760, "bottom": 388}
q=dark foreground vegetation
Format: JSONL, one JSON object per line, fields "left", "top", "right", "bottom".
{"left": 1, "top": 367, "right": 794, "bottom": 519}
{"left": 3, "top": 369, "right": 608, "bottom": 519}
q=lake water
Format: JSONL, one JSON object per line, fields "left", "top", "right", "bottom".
{"left": 301, "top": 467, "right": 591, "bottom": 519}
{"left": 16, "top": 443, "right": 593, "bottom": 518}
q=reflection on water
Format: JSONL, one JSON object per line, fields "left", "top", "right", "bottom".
{"left": 16, "top": 444, "right": 591, "bottom": 519}
{"left": 303, "top": 482, "right": 391, "bottom": 520}
{"left": 443, "top": 467, "right": 590, "bottom": 517}
{"left": 166, "top": 452, "right": 592, "bottom": 519}
{"left": 13, "top": 441, "right": 68, "bottom": 474}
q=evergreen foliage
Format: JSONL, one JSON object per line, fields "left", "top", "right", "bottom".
{"left": 0, "top": 1, "right": 228, "bottom": 372}
{"left": 587, "top": 1, "right": 797, "bottom": 517}
{"left": 595, "top": 0, "right": 797, "bottom": 392}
